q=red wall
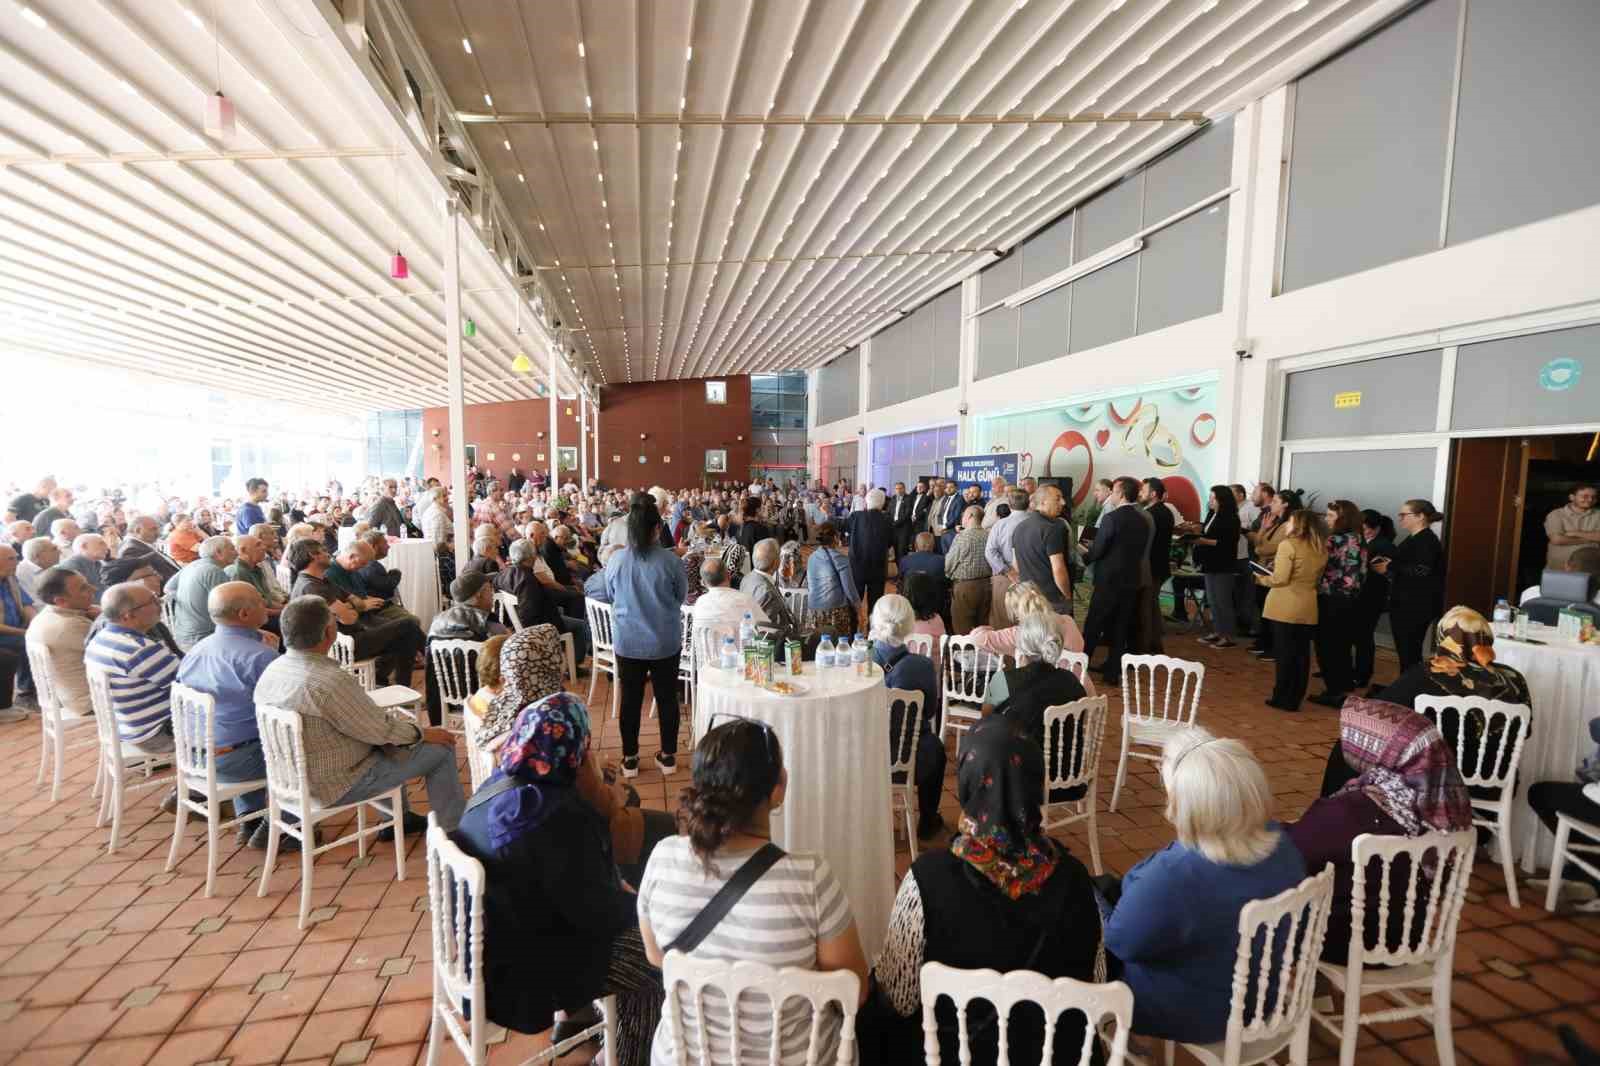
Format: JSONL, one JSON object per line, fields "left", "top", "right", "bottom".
{"left": 423, "top": 376, "right": 752, "bottom": 489}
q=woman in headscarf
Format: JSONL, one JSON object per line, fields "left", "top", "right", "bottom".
{"left": 450, "top": 693, "right": 667, "bottom": 1066}
{"left": 777, "top": 539, "right": 805, "bottom": 590}
{"left": 864, "top": 714, "right": 1103, "bottom": 1066}
{"left": 475, "top": 625, "right": 566, "bottom": 751}
{"left": 1288, "top": 698, "right": 1472, "bottom": 964}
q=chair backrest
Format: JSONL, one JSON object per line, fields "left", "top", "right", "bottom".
{"left": 1216, "top": 866, "right": 1336, "bottom": 1064}
{"left": 1120, "top": 654, "right": 1204, "bottom": 727}
{"left": 256, "top": 703, "right": 313, "bottom": 815}
{"left": 887, "top": 687, "right": 926, "bottom": 780}
{"left": 586, "top": 598, "right": 617, "bottom": 656}
{"left": 678, "top": 603, "right": 697, "bottom": 666}
{"left": 492, "top": 590, "right": 524, "bottom": 633}
{"left": 25, "top": 643, "right": 59, "bottom": 717}
{"left": 426, "top": 813, "right": 489, "bottom": 1066}
{"left": 904, "top": 633, "right": 934, "bottom": 658}
{"left": 1055, "top": 650, "right": 1090, "bottom": 686}
{"left": 780, "top": 586, "right": 809, "bottom": 623}
{"left": 1042, "top": 697, "right": 1108, "bottom": 796}
{"left": 85, "top": 663, "right": 123, "bottom": 761}
{"left": 328, "top": 632, "right": 357, "bottom": 670}
{"left": 168, "top": 683, "right": 218, "bottom": 791}
{"left": 430, "top": 639, "right": 484, "bottom": 710}
{"left": 461, "top": 707, "right": 496, "bottom": 792}
{"left": 660, "top": 950, "right": 861, "bottom": 1066}
{"left": 919, "top": 962, "right": 1134, "bottom": 1066}
{"left": 942, "top": 634, "right": 1004, "bottom": 707}
{"left": 160, "top": 595, "right": 178, "bottom": 632}
{"left": 1412, "top": 695, "right": 1531, "bottom": 792}
{"left": 1347, "top": 830, "right": 1476, "bottom": 969}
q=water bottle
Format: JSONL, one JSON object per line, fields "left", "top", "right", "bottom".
{"left": 851, "top": 633, "right": 869, "bottom": 676}
{"left": 738, "top": 612, "right": 755, "bottom": 652}
{"left": 1492, "top": 598, "right": 1511, "bottom": 626}
{"left": 719, "top": 635, "right": 739, "bottom": 672}
{"left": 1513, "top": 607, "right": 1529, "bottom": 640}
{"left": 818, "top": 635, "right": 836, "bottom": 671}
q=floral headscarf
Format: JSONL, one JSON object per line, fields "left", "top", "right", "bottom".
{"left": 1335, "top": 698, "right": 1471, "bottom": 836}
{"left": 949, "top": 715, "right": 1059, "bottom": 899}
{"left": 478, "top": 624, "right": 566, "bottom": 748}
{"left": 499, "top": 691, "right": 590, "bottom": 783}
{"left": 1425, "top": 618, "right": 1531, "bottom": 706}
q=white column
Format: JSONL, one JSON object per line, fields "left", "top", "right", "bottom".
{"left": 594, "top": 403, "right": 602, "bottom": 487}
{"left": 548, "top": 345, "right": 559, "bottom": 489}
{"left": 444, "top": 195, "right": 471, "bottom": 575}
{"left": 580, "top": 389, "right": 590, "bottom": 489}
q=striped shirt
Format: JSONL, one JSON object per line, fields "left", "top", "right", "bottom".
{"left": 84, "top": 624, "right": 180, "bottom": 745}
{"left": 639, "top": 838, "right": 853, "bottom": 1066}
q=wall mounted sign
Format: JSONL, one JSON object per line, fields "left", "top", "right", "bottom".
{"left": 705, "top": 380, "right": 728, "bottom": 404}
{"left": 612, "top": 454, "right": 621, "bottom": 462}
{"left": 1539, "top": 357, "right": 1581, "bottom": 392}
{"left": 536, "top": 453, "right": 545, "bottom": 461}
{"left": 663, "top": 455, "right": 672, "bottom": 463}
{"left": 1333, "top": 390, "right": 1363, "bottom": 409}
{"left": 705, "top": 448, "right": 728, "bottom": 473}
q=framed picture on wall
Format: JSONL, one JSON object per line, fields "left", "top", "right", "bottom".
{"left": 705, "top": 380, "right": 728, "bottom": 405}
{"left": 464, "top": 444, "right": 478, "bottom": 468}
{"left": 705, "top": 448, "right": 727, "bottom": 473}
{"left": 557, "top": 446, "right": 577, "bottom": 472}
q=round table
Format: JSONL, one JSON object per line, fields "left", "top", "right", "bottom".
{"left": 1492, "top": 630, "right": 1600, "bottom": 870}
{"left": 384, "top": 539, "right": 442, "bottom": 634}
{"left": 694, "top": 664, "right": 896, "bottom": 956}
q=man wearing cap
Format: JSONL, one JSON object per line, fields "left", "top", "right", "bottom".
{"left": 422, "top": 571, "right": 508, "bottom": 725}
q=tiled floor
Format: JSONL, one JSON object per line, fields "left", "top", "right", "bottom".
{"left": 1, "top": 623, "right": 1597, "bottom": 1066}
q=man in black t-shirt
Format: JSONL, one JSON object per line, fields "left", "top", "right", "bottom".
{"left": 1010, "top": 484, "right": 1073, "bottom": 614}
{"left": 5, "top": 476, "right": 55, "bottom": 525}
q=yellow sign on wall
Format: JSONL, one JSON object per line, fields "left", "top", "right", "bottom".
{"left": 1333, "top": 390, "right": 1363, "bottom": 409}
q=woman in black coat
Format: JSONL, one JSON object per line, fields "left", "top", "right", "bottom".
{"left": 1352, "top": 509, "right": 1396, "bottom": 694}
{"left": 845, "top": 488, "right": 894, "bottom": 618}
{"left": 1372, "top": 499, "right": 1444, "bottom": 673}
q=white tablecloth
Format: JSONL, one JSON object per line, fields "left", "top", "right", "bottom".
{"left": 1493, "top": 633, "right": 1600, "bottom": 870}
{"left": 695, "top": 665, "right": 896, "bottom": 956}
{"left": 385, "top": 539, "right": 442, "bottom": 633}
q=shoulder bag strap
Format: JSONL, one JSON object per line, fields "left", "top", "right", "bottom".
{"left": 461, "top": 772, "right": 523, "bottom": 817}
{"left": 665, "top": 842, "right": 788, "bottom": 954}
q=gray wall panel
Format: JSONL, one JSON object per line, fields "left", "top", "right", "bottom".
{"left": 1281, "top": 0, "right": 1458, "bottom": 292}
{"left": 1452, "top": 324, "right": 1600, "bottom": 431}
{"left": 817, "top": 346, "right": 859, "bottom": 425}
{"left": 1447, "top": 0, "right": 1600, "bottom": 245}
{"left": 1287, "top": 448, "right": 1440, "bottom": 522}
{"left": 976, "top": 308, "right": 1020, "bottom": 381}
{"left": 1136, "top": 203, "right": 1227, "bottom": 335}
{"left": 1068, "top": 258, "right": 1138, "bottom": 353}
{"left": 1019, "top": 286, "right": 1071, "bottom": 369}
{"left": 1076, "top": 175, "right": 1144, "bottom": 259}
{"left": 930, "top": 289, "right": 963, "bottom": 391}
{"left": 979, "top": 251, "right": 1022, "bottom": 306}
{"left": 1283, "top": 349, "right": 1442, "bottom": 440}
{"left": 1145, "top": 117, "right": 1234, "bottom": 223}
{"left": 1023, "top": 213, "right": 1075, "bottom": 284}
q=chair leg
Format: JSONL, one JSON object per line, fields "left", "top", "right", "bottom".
{"left": 1546, "top": 818, "right": 1571, "bottom": 912}
{"left": 610, "top": 670, "right": 620, "bottom": 722}
{"left": 51, "top": 726, "right": 67, "bottom": 804}
{"left": 203, "top": 796, "right": 221, "bottom": 900}
{"left": 107, "top": 776, "right": 125, "bottom": 855}
{"left": 586, "top": 667, "right": 598, "bottom": 706}
{"left": 425, "top": 1007, "right": 443, "bottom": 1066}
{"left": 1430, "top": 962, "right": 1457, "bottom": 1066}
{"left": 297, "top": 827, "right": 316, "bottom": 929}
{"left": 392, "top": 791, "right": 407, "bottom": 882}
{"left": 1337, "top": 969, "right": 1363, "bottom": 1066}
{"left": 1289, "top": 1015, "right": 1313, "bottom": 1066}
{"left": 165, "top": 791, "right": 190, "bottom": 872}
{"left": 1086, "top": 803, "right": 1104, "bottom": 877}
{"left": 601, "top": 994, "right": 618, "bottom": 1066}
{"left": 905, "top": 786, "right": 918, "bottom": 858}
{"left": 357, "top": 806, "right": 367, "bottom": 859}
{"left": 35, "top": 722, "right": 48, "bottom": 787}
{"left": 1110, "top": 729, "right": 1131, "bottom": 813}
{"left": 1497, "top": 816, "right": 1520, "bottom": 909}
{"left": 258, "top": 805, "right": 282, "bottom": 898}
{"left": 1163, "top": 1040, "right": 1175, "bottom": 1066}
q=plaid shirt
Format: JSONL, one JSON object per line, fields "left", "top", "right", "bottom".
{"left": 252, "top": 650, "right": 422, "bottom": 805}
{"left": 944, "top": 526, "right": 991, "bottom": 582}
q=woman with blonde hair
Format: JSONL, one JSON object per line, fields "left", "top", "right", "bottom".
{"left": 1256, "top": 508, "right": 1328, "bottom": 712}
{"left": 968, "top": 582, "right": 1089, "bottom": 688}
{"left": 1103, "top": 728, "right": 1306, "bottom": 1043}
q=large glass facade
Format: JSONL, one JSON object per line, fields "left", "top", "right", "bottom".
{"left": 750, "top": 373, "right": 808, "bottom": 482}
{"left": 365, "top": 410, "right": 424, "bottom": 480}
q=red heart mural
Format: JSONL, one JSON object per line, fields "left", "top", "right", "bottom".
{"left": 1109, "top": 397, "right": 1143, "bottom": 424}
{"left": 1045, "top": 432, "right": 1092, "bottom": 505}
{"left": 1095, "top": 428, "right": 1111, "bottom": 449}
{"left": 1164, "top": 476, "right": 1202, "bottom": 523}
{"left": 1017, "top": 451, "right": 1034, "bottom": 478}
{"left": 1190, "top": 413, "right": 1217, "bottom": 447}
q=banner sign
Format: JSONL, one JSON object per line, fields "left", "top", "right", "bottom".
{"left": 943, "top": 452, "right": 1018, "bottom": 492}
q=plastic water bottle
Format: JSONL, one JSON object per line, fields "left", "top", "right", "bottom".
{"left": 818, "top": 635, "right": 836, "bottom": 671}
{"left": 1492, "top": 599, "right": 1512, "bottom": 626}
{"left": 851, "top": 633, "right": 869, "bottom": 676}
{"left": 738, "top": 612, "right": 755, "bottom": 652}
{"left": 719, "top": 635, "right": 739, "bottom": 672}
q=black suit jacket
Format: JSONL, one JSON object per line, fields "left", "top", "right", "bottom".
{"left": 117, "top": 538, "right": 181, "bottom": 583}
{"left": 1145, "top": 503, "right": 1175, "bottom": 584}
{"left": 1085, "top": 504, "right": 1148, "bottom": 591}
{"left": 933, "top": 494, "right": 962, "bottom": 533}
{"left": 911, "top": 492, "right": 934, "bottom": 532}
{"left": 845, "top": 509, "right": 894, "bottom": 582}
{"left": 889, "top": 494, "right": 914, "bottom": 528}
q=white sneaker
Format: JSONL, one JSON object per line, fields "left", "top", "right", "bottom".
{"left": 655, "top": 752, "right": 678, "bottom": 776}
{"left": 620, "top": 757, "right": 639, "bottom": 780}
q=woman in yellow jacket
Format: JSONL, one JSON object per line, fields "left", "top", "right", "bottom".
{"left": 1256, "top": 509, "right": 1328, "bottom": 712}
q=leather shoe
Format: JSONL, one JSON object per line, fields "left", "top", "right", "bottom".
{"left": 377, "top": 811, "right": 430, "bottom": 842}
{"left": 160, "top": 789, "right": 209, "bottom": 818}
{"left": 243, "top": 823, "right": 302, "bottom": 852}
{"left": 1309, "top": 691, "right": 1346, "bottom": 709}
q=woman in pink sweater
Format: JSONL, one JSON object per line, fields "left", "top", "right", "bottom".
{"left": 968, "top": 582, "right": 1094, "bottom": 696}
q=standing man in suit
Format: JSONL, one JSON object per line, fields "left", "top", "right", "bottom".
{"left": 1082, "top": 477, "right": 1150, "bottom": 687}
{"left": 845, "top": 488, "right": 895, "bottom": 618}
{"left": 931, "top": 479, "right": 963, "bottom": 553}
{"left": 1136, "top": 477, "right": 1175, "bottom": 653}
{"left": 910, "top": 479, "right": 935, "bottom": 541}
{"left": 889, "top": 482, "right": 915, "bottom": 563}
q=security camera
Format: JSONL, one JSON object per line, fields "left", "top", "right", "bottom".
{"left": 1234, "top": 337, "right": 1254, "bottom": 360}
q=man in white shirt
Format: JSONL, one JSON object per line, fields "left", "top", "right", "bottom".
{"left": 981, "top": 476, "right": 1010, "bottom": 529}
{"left": 692, "top": 556, "right": 767, "bottom": 658}
{"left": 1234, "top": 484, "right": 1260, "bottom": 530}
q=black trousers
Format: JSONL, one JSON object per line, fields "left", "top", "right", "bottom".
{"left": 1314, "top": 595, "right": 1359, "bottom": 697}
{"left": 1390, "top": 604, "right": 1434, "bottom": 673}
{"left": 1083, "top": 586, "right": 1136, "bottom": 683}
{"left": 893, "top": 523, "right": 913, "bottom": 563}
{"left": 1250, "top": 586, "right": 1273, "bottom": 652}
{"left": 1352, "top": 594, "right": 1386, "bottom": 687}
{"left": 616, "top": 652, "right": 681, "bottom": 760}
{"left": 854, "top": 573, "right": 886, "bottom": 621}
{"left": 0, "top": 646, "right": 18, "bottom": 711}
{"left": 351, "top": 616, "right": 425, "bottom": 689}
{"left": 1528, "top": 782, "right": 1600, "bottom": 888}
{"left": 1270, "top": 621, "right": 1315, "bottom": 709}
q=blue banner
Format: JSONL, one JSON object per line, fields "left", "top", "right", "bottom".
{"left": 943, "top": 453, "right": 1018, "bottom": 492}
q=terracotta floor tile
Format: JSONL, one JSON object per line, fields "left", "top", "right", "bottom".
{"left": 0, "top": 940, "right": 74, "bottom": 977}
{"left": 246, "top": 917, "right": 312, "bottom": 952}
{"left": 105, "top": 989, "right": 203, "bottom": 1039}
{"left": 377, "top": 961, "right": 432, "bottom": 1004}
{"left": 215, "top": 946, "right": 297, "bottom": 988}
{"left": 77, "top": 1034, "right": 165, "bottom": 1066}
{"left": 285, "top": 1004, "right": 373, "bottom": 1061}
{"left": 225, "top": 1016, "right": 308, "bottom": 1066}
{"left": 152, "top": 1025, "right": 234, "bottom": 1065}
{"left": 0, "top": 1005, "right": 66, "bottom": 1050}
{"left": 248, "top": 974, "right": 332, "bottom": 1022}
{"left": 319, "top": 970, "right": 387, "bottom": 1013}
{"left": 362, "top": 1042, "right": 423, "bottom": 1066}
{"left": 21, "top": 963, "right": 113, "bottom": 1006}
{"left": 29, "top": 997, "right": 125, "bottom": 1047}
{"left": 286, "top": 937, "right": 354, "bottom": 977}
{"left": 157, "top": 953, "right": 233, "bottom": 993}
{"left": 179, "top": 985, "right": 260, "bottom": 1032}
{"left": 365, "top": 999, "right": 432, "bottom": 1047}
{"left": 341, "top": 935, "right": 410, "bottom": 973}
{"left": 5, "top": 1044, "right": 87, "bottom": 1066}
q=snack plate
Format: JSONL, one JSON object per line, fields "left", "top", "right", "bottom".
{"left": 765, "top": 679, "right": 811, "bottom": 697}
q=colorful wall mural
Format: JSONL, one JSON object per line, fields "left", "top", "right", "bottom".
{"left": 971, "top": 379, "right": 1221, "bottom": 522}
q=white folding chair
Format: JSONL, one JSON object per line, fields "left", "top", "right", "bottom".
{"left": 780, "top": 586, "right": 809, "bottom": 628}
{"left": 886, "top": 687, "right": 927, "bottom": 854}
{"left": 1056, "top": 649, "right": 1091, "bottom": 686}
{"left": 904, "top": 632, "right": 934, "bottom": 658}
{"left": 28, "top": 644, "right": 99, "bottom": 804}
{"left": 1311, "top": 830, "right": 1476, "bottom": 1066}
{"left": 460, "top": 706, "right": 497, "bottom": 793}
{"left": 424, "top": 812, "right": 615, "bottom": 1066}
{"left": 1143, "top": 867, "right": 1335, "bottom": 1066}
{"left": 329, "top": 632, "right": 378, "bottom": 690}
{"left": 492, "top": 590, "right": 524, "bottom": 633}
{"left": 1040, "top": 696, "right": 1109, "bottom": 875}
{"left": 560, "top": 631, "right": 577, "bottom": 685}
{"left": 166, "top": 683, "right": 268, "bottom": 898}
{"left": 1545, "top": 813, "right": 1600, "bottom": 913}
{"left": 160, "top": 595, "right": 178, "bottom": 633}
{"left": 1414, "top": 695, "right": 1531, "bottom": 907}
{"left": 920, "top": 962, "right": 1134, "bottom": 1066}
{"left": 650, "top": 605, "right": 697, "bottom": 734}
{"left": 939, "top": 634, "right": 1005, "bottom": 742}
{"left": 1111, "top": 654, "right": 1204, "bottom": 812}
{"left": 585, "top": 599, "right": 621, "bottom": 720}
{"left": 85, "top": 665, "right": 174, "bottom": 855}
{"left": 429, "top": 639, "right": 484, "bottom": 732}
{"left": 256, "top": 703, "right": 406, "bottom": 928}
{"left": 661, "top": 951, "right": 861, "bottom": 1066}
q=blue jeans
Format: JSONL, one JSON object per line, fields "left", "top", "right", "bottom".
{"left": 1203, "top": 572, "right": 1238, "bottom": 638}
{"left": 334, "top": 741, "right": 465, "bottom": 830}
{"left": 556, "top": 613, "right": 592, "bottom": 664}
{"left": 214, "top": 741, "right": 269, "bottom": 820}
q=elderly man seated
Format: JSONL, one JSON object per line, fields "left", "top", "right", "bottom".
{"left": 421, "top": 571, "right": 508, "bottom": 726}
{"left": 494, "top": 538, "right": 590, "bottom": 665}
{"left": 287, "top": 538, "right": 424, "bottom": 689}
{"left": 175, "top": 582, "right": 285, "bottom": 848}
{"left": 16, "top": 538, "right": 58, "bottom": 603}
{"left": 326, "top": 538, "right": 425, "bottom": 636}
{"left": 49, "top": 518, "right": 82, "bottom": 555}
{"left": 119, "top": 515, "right": 182, "bottom": 582}
{"left": 58, "top": 533, "right": 111, "bottom": 603}
{"left": 739, "top": 538, "right": 802, "bottom": 645}
{"left": 93, "top": 557, "right": 182, "bottom": 655}
{"left": 462, "top": 526, "right": 502, "bottom": 576}
{"left": 253, "top": 596, "right": 464, "bottom": 835}
{"left": 353, "top": 531, "right": 403, "bottom": 604}
{"left": 692, "top": 556, "right": 767, "bottom": 656}
{"left": 4, "top": 521, "right": 34, "bottom": 549}
{"left": 226, "top": 532, "right": 285, "bottom": 624}
{"left": 0, "top": 544, "right": 36, "bottom": 719}
{"left": 165, "top": 536, "right": 239, "bottom": 650}
{"left": 25, "top": 567, "right": 97, "bottom": 720}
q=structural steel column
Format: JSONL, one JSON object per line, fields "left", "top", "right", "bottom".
{"left": 444, "top": 195, "right": 471, "bottom": 575}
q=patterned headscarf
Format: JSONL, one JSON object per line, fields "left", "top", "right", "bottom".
{"left": 499, "top": 691, "right": 591, "bottom": 783}
{"left": 1335, "top": 698, "right": 1472, "bottom": 836}
{"left": 478, "top": 624, "right": 566, "bottom": 748}
{"left": 1425, "top": 616, "right": 1531, "bottom": 706}
{"left": 949, "top": 715, "right": 1059, "bottom": 899}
